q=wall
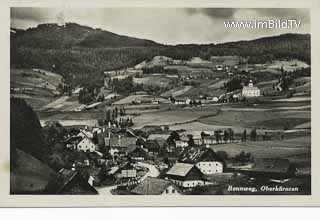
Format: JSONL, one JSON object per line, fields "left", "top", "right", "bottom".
{"left": 196, "top": 162, "right": 223, "bottom": 175}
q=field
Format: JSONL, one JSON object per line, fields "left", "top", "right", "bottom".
{"left": 199, "top": 107, "right": 310, "bottom": 130}
{"left": 132, "top": 106, "right": 220, "bottom": 129}
{"left": 211, "top": 136, "right": 311, "bottom": 163}
{"left": 10, "top": 68, "right": 63, "bottom": 110}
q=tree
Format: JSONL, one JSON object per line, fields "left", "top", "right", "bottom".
{"left": 187, "top": 134, "right": 195, "bottom": 147}
{"left": 228, "top": 128, "right": 234, "bottom": 142}
{"left": 223, "top": 130, "right": 229, "bottom": 143}
{"left": 11, "top": 98, "right": 47, "bottom": 161}
{"left": 242, "top": 129, "right": 247, "bottom": 142}
{"left": 214, "top": 129, "right": 222, "bottom": 143}
{"left": 92, "top": 132, "right": 99, "bottom": 145}
{"left": 250, "top": 128, "right": 257, "bottom": 141}
{"left": 106, "top": 109, "right": 111, "bottom": 123}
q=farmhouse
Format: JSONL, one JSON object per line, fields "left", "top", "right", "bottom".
{"left": 76, "top": 136, "right": 96, "bottom": 152}
{"left": 175, "top": 140, "right": 189, "bottom": 148}
{"left": 242, "top": 80, "right": 260, "bottom": 97}
{"left": 143, "top": 140, "right": 161, "bottom": 156}
{"left": 54, "top": 169, "right": 98, "bottom": 195}
{"left": 131, "top": 177, "right": 181, "bottom": 195}
{"left": 179, "top": 147, "right": 224, "bottom": 175}
{"left": 77, "top": 130, "right": 94, "bottom": 139}
{"left": 166, "top": 163, "right": 205, "bottom": 188}
{"left": 107, "top": 136, "right": 137, "bottom": 157}
{"left": 126, "top": 144, "right": 147, "bottom": 161}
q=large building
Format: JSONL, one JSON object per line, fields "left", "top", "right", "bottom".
{"left": 242, "top": 80, "right": 260, "bottom": 97}
{"left": 166, "top": 163, "right": 205, "bottom": 188}
{"left": 131, "top": 177, "right": 181, "bottom": 195}
{"left": 178, "top": 147, "right": 224, "bottom": 175}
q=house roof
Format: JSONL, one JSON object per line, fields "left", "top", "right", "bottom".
{"left": 126, "top": 144, "right": 140, "bottom": 154}
{"left": 55, "top": 169, "right": 98, "bottom": 194}
{"left": 131, "top": 177, "right": 180, "bottom": 195}
{"left": 143, "top": 140, "right": 160, "bottom": 151}
{"left": 148, "top": 134, "right": 171, "bottom": 140}
{"left": 166, "top": 163, "right": 194, "bottom": 177}
{"left": 242, "top": 86, "right": 259, "bottom": 91}
{"left": 109, "top": 137, "right": 137, "bottom": 148}
{"left": 178, "top": 147, "right": 222, "bottom": 164}
{"left": 250, "top": 158, "right": 292, "bottom": 173}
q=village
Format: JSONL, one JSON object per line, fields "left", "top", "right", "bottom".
{"left": 9, "top": 53, "right": 311, "bottom": 195}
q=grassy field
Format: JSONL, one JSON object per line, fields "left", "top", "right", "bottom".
{"left": 132, "top": 106, "right": 220, "bottom": 129}
{"left": 199, "top": 107, "right": 310, "bottom": 130}
{"left": 211, "top": 135, "right": 311, "bottom": 163}
{"left": 11, "top": 68, "right": 63, "bottom": 110}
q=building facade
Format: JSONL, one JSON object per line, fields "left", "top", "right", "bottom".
{"left": 242, "top": 80, "right": 260, "bottom": 97}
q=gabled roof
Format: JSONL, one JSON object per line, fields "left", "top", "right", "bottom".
{"left": 148, "top": 134, "right": 171, "bottom": 141}
{"left": 126, "top": 144, "right": 140, "bottom": 154}
{"left": 178, "top": 147, "right": 222, "bottom": 164}
{"left": 143, "top": 140, "right": 160, "bottom": 151}
{"left": 56, "top": 169, "right": 98, "bottom": 194}
{"left": 109, "top": 136, "right": 137, "bottom": 148}
{"left": 166, "top": 163, "right": 194, "bottom": 177}
{"left": 131, "top": 177, "right": 181, "bottom": 195}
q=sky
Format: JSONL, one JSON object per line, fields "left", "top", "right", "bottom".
{"left": 10, "top": 8, "right": 310, "bottom": 45}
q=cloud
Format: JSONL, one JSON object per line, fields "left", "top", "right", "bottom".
{"left": 10, "top": 8, "right": 310, "bottom": 45}
{"left": 185, "top": 8, "right": 238, "bottom": 19}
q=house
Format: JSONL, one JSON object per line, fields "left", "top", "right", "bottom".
{"left": 72, "top": 87, "right": 84, "bottom": 95}
{"left": 242, "top": 80, "right": 260, "bottom": 97}
{"left": 175, "top": 140, "right": 189, "bottom": 148}
{"left": 92, "top": 126, "right": 103, "bottom": 134}
{"left": 216, "top": 65, "right": 223, "bottom": 71}
{"left": 178, "top": 147, "right": 224, "bottom": 175}
{"left": 76, "top": 136, "right": 96, "bottom": 152}
{"left": 166, "top": 163, "right": 205, "bottom": 188}
{"left": 131, "top": 177, "right": 181, "bottom": 195}
{"left": 108, "top": 162, "right": 137, "bottom": 179}
{"left": 143, "top": 140, "right": 161, "bottom": 156}
{"left": 148, "top": 134, "right": 171, "bottom": 142}
{"left": 54, "top": 169, "right": 98, "bottom": 194}
{"left": 77, "top": 130, "right": 93, "bottom": 139}
{"left": 126, "top": 144, "right": 147, "bottom": 161}
{"left": 239, "top": 158, "right": 296, "bottom": 180}
{"left": 107, "top": 136, "right": 137, "bottom": 157}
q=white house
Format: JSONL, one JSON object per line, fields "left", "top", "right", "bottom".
{"left": 196, "top": 161, "right": 223, "bottom": 175}
{"left": 179, "top": 147, "right": 224, "bottom": 175}
{"left": 175, "top": 140, "right": 189, "bottom": 148}
{"left": 76, "top": 136, "right": 96, "bottom": 152}
{"left": 242, "top": 80, "right": 260, "bottom": 97}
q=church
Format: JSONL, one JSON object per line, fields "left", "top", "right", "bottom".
{"left": 242, "top": 80, "right": 260, "bottom": 97}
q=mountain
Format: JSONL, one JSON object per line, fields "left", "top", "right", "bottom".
{"left": 12, "top": 23, "right": 160, "bottom": 49}
{"left": 11, "top": 22, "right": 310, "bottom": 88}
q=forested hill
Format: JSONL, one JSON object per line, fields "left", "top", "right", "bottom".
{"left": 11, "top": 22, "right": 310, "bottom": 87}
{"left": 11, "top": 23, "right": 160, "bottom": 49}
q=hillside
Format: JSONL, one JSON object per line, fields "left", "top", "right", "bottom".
{"left": 12, "top": 23, "right": 160, "bottom": 49}
{"left": 11, "top": 22, "right": 310, "bottom": 88}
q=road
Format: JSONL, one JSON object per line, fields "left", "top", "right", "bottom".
{"left": 96, "top": 162, "right": 159, "bottom": 195}
{"left": 137, "top": 161, "right": 160, "bottom": 182}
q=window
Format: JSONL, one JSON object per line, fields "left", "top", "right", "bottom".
{"left": 165, "top": 189, "right": 169, "bottom": 194}
{"left": 172, "top": 189, "right": 175, "bottom": 194}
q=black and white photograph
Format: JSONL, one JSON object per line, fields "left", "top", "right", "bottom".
{"left": 10, "top": 7, "right": 311, "bottom": 196}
